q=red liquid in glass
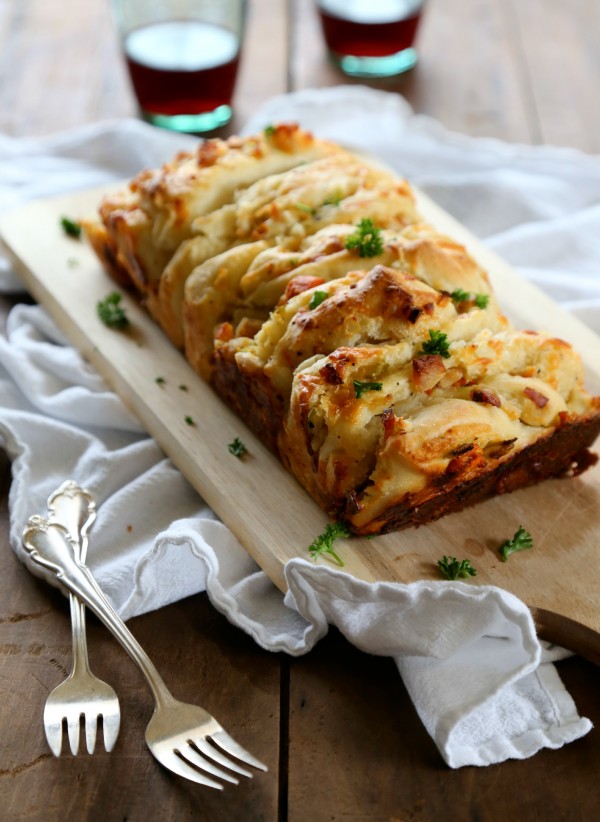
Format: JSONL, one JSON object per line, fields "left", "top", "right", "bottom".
{"left": 124, "top": 21, "right": 240, "bottom": 116}
{"left": 318, "top": 2, "right": 422, "bottom": 57}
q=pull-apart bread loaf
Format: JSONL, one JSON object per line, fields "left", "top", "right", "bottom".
{"left": 85, "top": 124, "right": 600, "bottom": 535}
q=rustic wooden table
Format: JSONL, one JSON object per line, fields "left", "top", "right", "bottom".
{"left": 1, "top": 1, "right": 600, "bottom": 820}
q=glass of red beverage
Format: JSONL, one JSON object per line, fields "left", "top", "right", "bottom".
{"left": 316, "top": 0, "right": 424, "bottom": 77}
{"left": 111, "top": 0, "right": 247, "bottom": 133}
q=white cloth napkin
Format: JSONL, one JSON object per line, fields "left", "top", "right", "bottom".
{"left": 1, "top": 87, "right": 599, "bottom": 769}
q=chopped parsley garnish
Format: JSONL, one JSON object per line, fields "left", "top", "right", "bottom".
{"left": 307, "top": 521, "right": 350, "bottom": 566}
{"left": 155, "top": 376, "right": 166, "bottom": 386}
{"left": 295, "top": 202, "right": 316, "bottom": 216}
{"left": 499, "top": 526, "right": 533, "bottom": 562}
{"left": 178, "top": 384, "right": 188, "bottom": 391}
{"left": 322, "top": 193, "right": 342, "bottom": 207}
{"left": 264, "top": 124, "right": 276, "bottom": 137}
{"left": 450, "top": 288, "right": 470, "bottom": 303}
{"left": 97, "top": 292, "right": 130, "bottom": 329}
{"left": 309, "top": 290, "right": 328, "bottom": 310}
{"left": 354, "top": 379, "right": 383, "bottom": 399}
{"left": 450, "top": 289, "right": 490, "bottom": 309}
{"left": 345, "top": 218, "right": 384, "bottom": 258}
{"left": 60, "top": 216, "right": 82, "bottom": 239}
{"left": 184, "top": 416, "right": 195, "bottom": 426}
{"left": 420, "top": 329, "right": 451, "bottom": 358}
{"left": 437, "top": 555, "right": 477, "bottom": 580}
{"left": 228, "top": 437, "right": 248, "bottom": 458}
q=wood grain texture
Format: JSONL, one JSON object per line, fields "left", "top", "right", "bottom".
{"left": 0, "top": 451, "right": 280, "bottom": 820}
{"left": 1, "top": 181, "right": 599, "bottom": 662}
{"left": 287, "top": 627, "right": 600, "bottom": 821}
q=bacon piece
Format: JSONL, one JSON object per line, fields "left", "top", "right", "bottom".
{"left": 319, "top": 362, "right": 344, "bottom": 385}
{"left": 283, "top": 275, "right": 326, "bottom": 303}
{"left": 412, "top": 354, "right": 446, "bottom": 392}
{"left": 524, "top": 386, "right": 549, "bottom": 408}
{"left": 471, "top": 388, "right": 501, "bottom": 407}
{"left": 214, "top": 321, "right": 234, "bottom": 342}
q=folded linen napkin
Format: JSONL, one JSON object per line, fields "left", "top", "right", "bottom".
{"left": 1, "top": 86, "right": 599, "bottom": 768}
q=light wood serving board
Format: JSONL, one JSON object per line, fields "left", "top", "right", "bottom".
{"left": 1, "top": 184, "right": 600, "bottom": 662}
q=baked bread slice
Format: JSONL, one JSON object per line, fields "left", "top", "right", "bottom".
{"left": 83, "top": 124, "right": 345, "bottom": 326}
{"left": 159, "top": 152, "right": 418, "bottom": 347}
{"left": 85, "top": 125, "right": 600, "bottom": 536}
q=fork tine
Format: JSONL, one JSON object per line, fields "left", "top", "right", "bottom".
{"left": 180, "top": 744, "right": 239, "bottom": 784}
{"left": 210, "top": 731, "right": 268, "bottom": 772}
{"left": 84, "top": 714, "right": 97, "bottom": 754}
{"left": 195, "top": 738, "right": 252, "bottom": 778}
{"left": 103, "top": 712, "right": 120, "bottom": 753}
{"left": 43, "top": 714, "right": 63, "bottom": 757}
{"left": 164, "top": 752, "right": 225, "bottom": 789}
{"left": 67, "top": 715, "right": 81, "bottom": 755}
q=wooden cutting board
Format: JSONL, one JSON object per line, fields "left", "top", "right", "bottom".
{"left": 1, "top": 184, "right": 600, "bottom": 662}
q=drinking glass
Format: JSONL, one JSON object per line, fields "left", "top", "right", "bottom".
{"left": 111, "top": 0, "right": 247, "bottom": 133}
{"left": 316, "top": 0, "right": 424, "bottom": 78}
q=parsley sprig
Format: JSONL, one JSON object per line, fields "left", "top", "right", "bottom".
{"left": 499, "top": 526, "right": 533, "bottom": 562}
{"left": 307, "top": 521, "right": 350, "bottom": 566}
{"left": 354, "top": 380, "right": 383, "bottom": 399}
{"left": 451, "top": 288, "right": 490, "bottom": 309}
{"left": 97, "top": 292, "right": 130, "bottom": 329}
{"left": 345, "top": 218, "right": 384, "bottom": 258}
{"left": 437, "top": 556, "right": 477, "bottom": 580}
{"left": 420, "top": 329, "right": 451, "bottom": 358}
{"left": 309, "top": 290, "right": 328, "bottom": 310}
{"left": 60, "top": 216, "right": 82, "bottom": 239}
{"left": 228, "top": 437, "right": 248, "bottom": 458}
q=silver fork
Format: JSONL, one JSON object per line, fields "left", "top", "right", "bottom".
{"left": 22, "top": 516, "right": 268, "bottom": 789}
{"left": 41, "top": 481, "right": 120, "bottom": 755}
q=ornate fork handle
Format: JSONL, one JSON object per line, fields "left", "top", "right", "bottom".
{"left": 23, "top": 517, "right": 175, "bottom": 710}
{"left": 47, "top": 480, "right": 96, "bottom": 564}
{"left": 47, "top": 481, "right": 97, "bottom": 677}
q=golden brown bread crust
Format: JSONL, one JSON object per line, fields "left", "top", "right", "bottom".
{"left": 211, "top": 340, "right": 285, "bottom": 454}
{"left": 349, "top": 410, "right": 600, "bottom": 534}
{"left": 85, "top": 125, "right": 600, "bottom": 537}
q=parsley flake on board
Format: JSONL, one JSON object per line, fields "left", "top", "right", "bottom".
{"left": 155, "top": 376, "right": 166, "bottom": 386}
{"left": 420, "top": 329, "right": 451, "bottom": 358}
{"left": 499, "top": 526, "right": 533, "bottom": 562}
{"left": 309, "top": 290, "right": 328, "bottom": 310}
{"left": 96, "top": 292, "right": 130, "bottom": 329}
{"left": 307, "top": 521, "right": 350, "bottom": 566}
{"left": 60, "top": 216, "right": 82, "bottom": 239}
{"left": 228, "top": 437, "right": 248, "bottom": 458}
{"left": 184, "top": 416, "right": 195, "bottom": 426}
{"left": 354, "top": 380, "right": 383, "bottom": 399}
{"left": 345, "top": 218, "right": 384, "bottom": 258}
{"left": 437, "top": 556, "right": 477, "bottom": 580}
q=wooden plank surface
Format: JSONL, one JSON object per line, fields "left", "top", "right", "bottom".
{"left": 1, "top": 1, "right": 600, "bottom": 820}
{"left": 1, "top": 181, "right": 600, "bottom": 663}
